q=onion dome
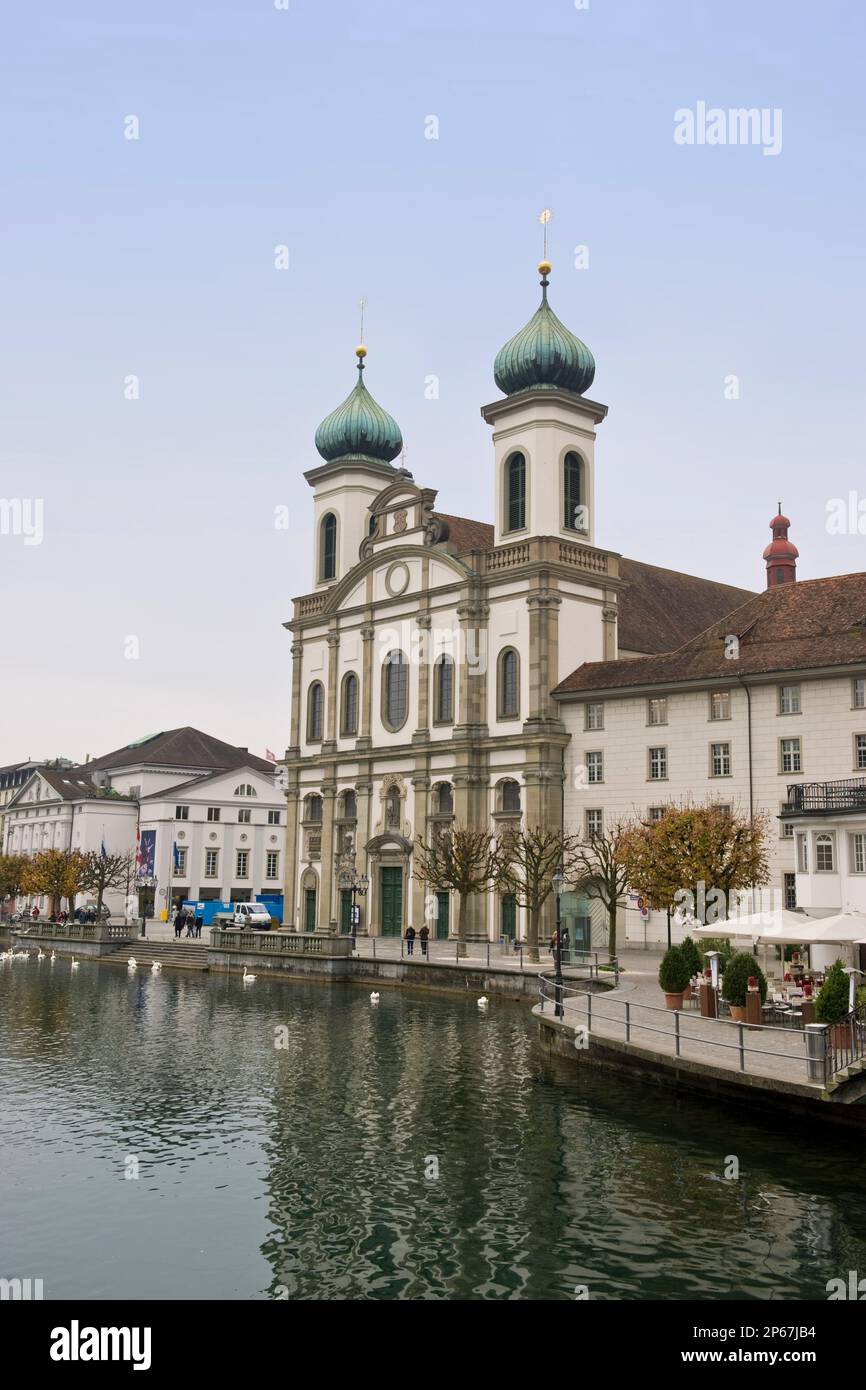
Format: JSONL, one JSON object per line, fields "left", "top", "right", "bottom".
{"left": 494, "top": 262, "right": 595, "bottom": 397}
{"left": 314, "top": 347, "right": 403, "bottom": 464}
{"left": 763, "top": 506, "right": 798, "bottom": 588}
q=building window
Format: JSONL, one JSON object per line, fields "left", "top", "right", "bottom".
{"left": 382, "top": 650, "right": 409, "bottom": 731}
{"left": 783, "top": 872, "right": 797, "bottom": 910}
{"left": 779, "top": 684, "right": 801, "bottom": 715}
{"left": 434, "top": 654, "right": 455, "bottom": 724}
{"left": 585, "top": 808, "right": 602, "bottom": 839}
{"left": 563, "top": 451, "right": 584, "bottom": 531}
{"left": 710, "top": 742, "right": 731, "bottom": 777}
{"left": 268, "top": 810, "right": 281, "bottom": 825}
{"left": 796, "top": 833, "right": 808, "bottom": 874}
{"left": 815, "top": 834, "right": 835, "bottom": 873}
{"left": 498, "top": 648, "right": 520, "bottom": 720}
{"left": 340, "top": 790, "right": 356, "bottom": 820}
{"left": 648, "top": 746, "right": 667, "bottom": 781}
{"left": 500, "top": 780, "right": 521, "bottom": 813}
{"left": 850, "top": 832, "right": 866, "bottom": 874}
{"left": 238, "top": 808, "right": 251, "bottom": 824}
{"left": 780, "top": 738, "right": 802, "bottom": 774}
{"left": 505, "top": 452, "right": 526, "bottom": 532}
{"left": 304, "top": 794, "right": 322, "bottom": 823}
{"left": 854, "top": 678, "right": 866, "bottom": 709}
{"left": 207, "top": 807, "right": 221, "bottom": 822}
{"left": 710, "top": 691, "right": 731, "bottom": 721}
{"left": 320, "top": 512, "right": 337, "bottom": 581}
{"left": 385, "top": 787, "right": 401, "bottom": 828}
{"left": 175, "top": 806, "right": 189, "bottom": 821}
{"left": 340, "top": 672, "right": 359, "bottom": 736}
{"left": 586, "top": 751, "right": 603, "bottom": 784}
{"left": 307, "top": 682, "right": 325, "bottom": 742}
{"left": 648, "top": 806, "right": 666, "bottom": 824}
{"left": 780, "top": 805, "right": 794, "bottom": 838}
{"left": 584, "top": 702, "right": 604, "bottom": 731}
{"left": 855, "top": 733, "right": 866, "bottom": 770}
{"left": 234, "top": 783, "right": 257, "bottom": 797}
{"left": 205, "top": 850, "right": 219, "bottom": 878}
{"left": 266, "top": 851, "right": 279, "bottom": 880}
{"left": 647, "top": 697, "right": 667, "bottom": 726}
{"left": 434, "top": 782, "right": 453, "bottom": 816}
{"left": 174, "top": 848, "right": 187, "bottom": 877}
{"left": 236, "top": 850, "right": 249, "bottom": 878}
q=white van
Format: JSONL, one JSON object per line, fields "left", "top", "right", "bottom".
{"left": 215, "top": 902, "right": 273, "bottom": 930}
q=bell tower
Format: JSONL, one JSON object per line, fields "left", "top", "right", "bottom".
{"left": 763, "top": 506, "right": 798, "bottom": 588}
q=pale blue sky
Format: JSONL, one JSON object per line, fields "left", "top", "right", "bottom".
{"left": 1, "top": 0, "right": 864, "bottom": 764}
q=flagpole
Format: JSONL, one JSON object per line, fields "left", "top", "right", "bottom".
{"left": 167, "top": 833, "right": 174, "bottom": 924}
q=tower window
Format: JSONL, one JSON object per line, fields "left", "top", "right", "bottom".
{"left": 433, "top": 654, "right": 454, "bottom": 724}
{"left": 382, "top": 650, "right": 409, "bottom": 731}
{"left": 340, "top": 672, "right": 358, "bottom": 736}
{"left": 505, "top": 453, "right": 526, "bottom": 533}
{"left": 563, "top": 451, "right": 584, "bottom": 532}
{"left": 320, "top": 513, "right": 337, "bottom": 581}
{"left": 498, "top": 648, "right": 520, "bottom": 719}
{"left": 307, "top": 682, "right": 324, "bottom": 741}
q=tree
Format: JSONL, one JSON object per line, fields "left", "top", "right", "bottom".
{"left": 0, "top": 854, "right": 28, "bottom": 908}
{"left": 414, "top": 826, "right": 502, "bottom": 957}
{"left": 21, "top": 849, "right": 88, "bottom": 916}
{"left": 80, "top": 850, "right": 135, "bottom": 916}
{"left": 495, "top": 826, "right": 581, "bottom": 964}
{"left": 571, "top": 819, "right": 636, "bottom": 962}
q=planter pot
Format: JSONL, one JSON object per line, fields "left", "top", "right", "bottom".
{"left": 682, "top": 984, "right": 693, "bottom": 1001}
{"left": 830, "top": 1022, "right": 854, "bottom": 1051}
{"left": 729, "top": 1005, "right": 747, "bottom": 1023}
{"left": 664, "top": 992, "right": 684, "bottom": 1010}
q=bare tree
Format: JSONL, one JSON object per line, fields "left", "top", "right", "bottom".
{"left": 80, "top": 850, "right": 136, "bottom": 917}
{"left": 414, "top": 826, "right": 502, "bottom": 957}
{"left": 495, "top": 826, "right": 581, "bottom": 964}
{"left": 571, "top": 819, "right": 636, "bottom": 962}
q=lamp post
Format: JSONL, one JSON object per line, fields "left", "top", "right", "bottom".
{"left": 553, "top": 868, "right": 566, "bottom": 1020}
{"left": 338, "top": 853, "right": 369, "bottom": 952}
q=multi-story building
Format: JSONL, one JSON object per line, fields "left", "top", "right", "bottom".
{"left": 0, "top": 757, "right": 74, "bottom": 859}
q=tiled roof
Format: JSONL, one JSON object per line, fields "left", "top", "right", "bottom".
{"left": 86, "top": 727, "right": 274, "bottom": 774}
{"left": 553, "top": 573, "right": 866, "bottom": 696}
{"left": 617, "top": 558, "right": 756, "bottom": 655}
{"left": 434, "top": 513, "right": 495, "bottom": 553}
{"left": 36, "top": 769, "right": 98, "bottom": 801}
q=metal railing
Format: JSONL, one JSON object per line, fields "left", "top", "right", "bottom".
{"left": 537, "top": 975, "right": 865, "bottom": 1086}
{"left": 786, "top": 778, "right": 866, "bottom": 813}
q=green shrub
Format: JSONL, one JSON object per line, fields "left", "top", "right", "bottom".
{"left": 856, "top": 984, "right": 866, "bottom": 1011}
{"left": 816, "top": 960, "right": 851, "bottom": 1026}
{"left": 659, "top": 946, "right": 691, "bottom": 994}
{"left": 698, "top": 936, "right": 733, "bottom": 972}
{"left": 722, "top": 952, "right": 767, "bottom": 1007}
{"left": 680, "top": 936, "right": 702, "bottom": 978}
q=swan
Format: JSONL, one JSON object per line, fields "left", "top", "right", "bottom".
{"left": 70, "top": 958, "right": 79, "bottom": 969}
{"left": 50, "top": 951, "right": 56, "bottom": 963}
{"left": 242, "top": 966, "right": 256, "bottom": 983}
{"left": 151, "top": 961, "right": 162, "bottom": 973}
{"left": 477, "top": 996, "right": 489, "bottom": 1009}
{"left": 127, "top": 958, "right": 137, "bottom": 968}
{"left": 37, "top": 950, "right": 45, "bottom": 960}
{"left": 370, "top": 991, "right": 380, "bottom": 1005}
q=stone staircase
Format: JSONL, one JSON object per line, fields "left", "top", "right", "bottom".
{"left": 100, "top": 940, "right": 210, "bottom": 972}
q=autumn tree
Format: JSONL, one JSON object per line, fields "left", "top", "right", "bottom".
{"left": 0, "top": 853, "right": 28, "bottom": 910}
{"left": 571, "top": 818, "right": 637, "bottom": 962}
{"left": 80, "top": 850, "right": 136, "bottom": 916}
{"left": 21, "top": 849, "right": 88, "bottom": 916}
{"left": 414, "top": 826, "right": 503, "bottom": 957}
{"left": 495, "top": 826, "right": 581, "bottom": 964}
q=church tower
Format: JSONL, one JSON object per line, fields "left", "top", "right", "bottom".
{"left": 304, "top": 345, "right": 403, "bottom": 589}
{"left": 482, "top": 260, "right": 606, "bottom": 546}
{"left": 763, "top": 506, "right": 798, "bottom": 588}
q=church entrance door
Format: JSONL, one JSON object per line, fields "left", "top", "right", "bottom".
{"left": 380, "top": 867, "right": 403, "bottom": 937}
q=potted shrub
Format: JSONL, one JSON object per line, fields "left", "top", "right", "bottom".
{"left": 659, "top": 945, "right": 690, "bottom": 1010}
{"left": 680, "top": 936, "right": 702, "bottom": 999}
{"left": 722, "top": 952, "right": 767, "bottom": 1023}
{"left": 816, "top": 960, "right": 852, "bottom": 1049}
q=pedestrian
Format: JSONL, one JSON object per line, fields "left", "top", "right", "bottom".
{"left": 419, "top": 924, "right": 429, "bottom": 958}
{"left": 88, "top": 907, "right": 96, "bottom": 925}
{"left": 194, "top": 912, "right": 203, "bottom": 939}
{"left": 185, "top": 909, "right": 195, "bottom": 938}
{"left": 550, "top": 928, "right": 558, "bottom": 957}
{"left": 173, "top": 908, "right": 185, "bottom": 939}
{"left": 560, "top": 925, "right": 570, "bottom": 957}
{"left": 405, "top": 925, "right": 416, "bottom": 956}
{"left": 31, "top": 905, "right": 39, "bottom": 921}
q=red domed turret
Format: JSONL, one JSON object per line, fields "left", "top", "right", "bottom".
{"left": 762, "top": 505, "right": 798, "bottom": 588}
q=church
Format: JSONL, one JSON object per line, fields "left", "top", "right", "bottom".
{"left": 280, "top": 257, "right": 770, "bottom": 943}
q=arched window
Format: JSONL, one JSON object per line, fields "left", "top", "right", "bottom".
{"left": 433, "top": 654, "right": 454, "bottom": 724}
{"left": 815, "top": 834, "right": 835, "bottom": 872}
{"left": 233, "top": 783, "right": 258, "bottom": 797}
{"left": 307, "top": 681, "right": 324, "bottom": 741}
{"left": 505, "top": 452, "right": 526, "bottom": 533}
{"left": 304, "top": 794, "right": 322, "bottom": 823}
{"left": 385, "top": 786, "right": 401, "bottom": 828}
{"left": 320, "top": 513, "right": 337, "bottom": 581}
{"left": 382, "top": 650, "right": 409, "bottom": 731}
{"left": 340, "top": 790, "right": 357, "bottom": 820}
{"left": 500, "top": 780, "right": 521, "bottom": 813}
{"left": 369, "top": 513, "right": 378, "bottom": 536}
{"left": 498, "top": 648, "right": 520, "bottom": 719}
{"left": 340, "top": 672, "right": 358, "bottom": 736}
{"left": 563, "top": 451, "right": 584, "bottom": 531}
{"left": 434, "top": 782, "right": 453, "bottom": 816}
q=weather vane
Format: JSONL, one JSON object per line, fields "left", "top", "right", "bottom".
{"left": 539, "top": 208, "right": 552, "bottom": 260}
{"left": 358, "top": 296, "right": 366, "bottom": 345}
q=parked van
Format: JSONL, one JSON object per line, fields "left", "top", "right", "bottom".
{"left": 213, "top": 902, "right": 273, "bottom": 930}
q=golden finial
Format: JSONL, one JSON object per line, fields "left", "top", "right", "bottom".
{"left": 538, "top": 208, "right": 552, "bottom": 274}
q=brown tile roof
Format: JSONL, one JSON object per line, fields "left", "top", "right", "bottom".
{"left": 617, "top": 558, "right": 756, "bottom": 655}
{"left": 553, "top": 573, "right": 866, "bottom": 696}
{"left": 36, "top": 769, "right": 98, "bottom": 801}
{"left": 433, "top": 513, "right": 495, "bottom": 553}
{"left": 87, "top": 727, "right": 274, "bottom": 774}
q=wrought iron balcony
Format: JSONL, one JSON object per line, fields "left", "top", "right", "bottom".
{"left": 785, "top": 778, "right": 866, "bottom": 814}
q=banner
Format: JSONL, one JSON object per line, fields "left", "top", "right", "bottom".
{"left": 138, "top": 829, "right": 156, "bottom": 878}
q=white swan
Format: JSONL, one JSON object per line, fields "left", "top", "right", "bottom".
{"left": 477, "top": 996, "right": 489, "bottom": 1009}
{"left": 37, "top": 949, "right": 45, "bottom": 960}
{"left": 70, "top": 958, "right": 79, "bottom": 969}
{"left": 50, "top": 951, "right": 56, "bottom": 963}
{"left": 151, "top": 961, "right": 162, "bottom": 972}
{"left": 242, "top": 966, "right": 257, "bottom": 983}
{"left": 370, "top": 991, "right": 380, "bottom": 1005}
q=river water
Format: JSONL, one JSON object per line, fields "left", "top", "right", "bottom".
{"left": 1, "top": 957, "right": 865, "bottom": 1300}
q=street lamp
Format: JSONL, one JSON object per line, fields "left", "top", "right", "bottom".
{"left": 338, "top": 853, "right": 369, "bottom": 951}
{"left": 552, "top": 868, "right": 566, "bottom": 1020}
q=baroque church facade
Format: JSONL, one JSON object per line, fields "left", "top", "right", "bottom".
{"left": 281, "top": 260, "right": 754, "bottom": 941}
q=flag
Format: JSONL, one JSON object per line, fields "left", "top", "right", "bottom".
{"left": 173, "top": 842, "right": 180, "bottom": 872}
{"left": 266, "top": 748, "right": 277, "bottom": 762}
{"left": 100, "top": 837, "right": 107, "bottom": 859}
{"left": 135, "top": 825, "right": 142, "bottom": 867}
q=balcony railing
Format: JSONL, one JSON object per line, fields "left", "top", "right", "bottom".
{"left": 786, "top": 778, "right": 866, "bottom": 814}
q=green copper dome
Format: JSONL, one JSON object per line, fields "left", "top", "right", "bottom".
{"left": 494, "top": 264, "right": 595, "bottom": 397}
{"left": 314, "top": 350, "right": 403, "bottom": 464}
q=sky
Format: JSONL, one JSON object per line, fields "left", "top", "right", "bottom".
{"left": 1, "top": 0, "right": 864, "bottom": 766}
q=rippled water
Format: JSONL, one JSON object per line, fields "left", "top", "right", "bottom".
{"left": 1, "top": 955, "right": 866, "bottom": 1300}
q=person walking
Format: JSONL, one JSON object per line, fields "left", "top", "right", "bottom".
{"left": 173, "top": 908, "right": 185, "bottom": 939}
{"left": 550, "top": 928, "right": 558, "bottom": 957}
{"left": 405, "top": 925, "right": 416, "bottom": 957}
{"left": 194, "top": 912, "right": 203, "bottom": 939}
{"left": 419, "top": 924, "right": 429, "bottom": 958}
{"left": 185, "top": 909, "right": 195, "bottom": 938}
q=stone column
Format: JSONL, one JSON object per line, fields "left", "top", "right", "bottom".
{"left": 525, "top": 584, "right": 562, "bottom": 726}
{"left": 324, "top": 630, "right": 340, "bottom": 749}
{"left": 358, "top": 623, "right": 375, "bottom": 749}
{"left": 354, "top": 775, "right": 373, "bottom": 934}
{"left": 454, "top": 598, "right": 490, "bottom": 736}
{"left": 288, "top": 638, "right": 304, "bottom": 754}
{"left": 319, "top": 781, "right": 337, "bottom": 931}
{"left": 282, "top": 784, "right": 300, "bottom": 928}
{"left": 413, "top": 612, "right": 432, "bottom": 743}
{"left": 411, "top": 771, "right": 430, "bottom": 928}
{"left": 602, "top": 603, "right": 617, "bottom": 661}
